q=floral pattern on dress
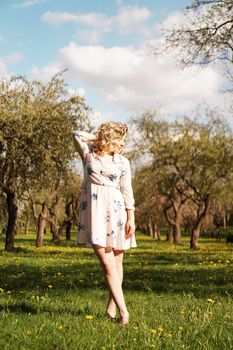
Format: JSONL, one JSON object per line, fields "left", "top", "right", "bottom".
{"left": 117, "top": 220, "right": 124, "bottom": 230}
{"left": 72, "top": 130, "right": 137, "bottom": 250}
{"left": 108, "top": 174, "right": 117, "bottom": 182}
{"left": 113, "top": 200, "right": 122, "bottom": 212}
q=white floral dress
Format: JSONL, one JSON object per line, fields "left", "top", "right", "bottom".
{"left": 72, "top": 130, "right": 137, "bottom": 250}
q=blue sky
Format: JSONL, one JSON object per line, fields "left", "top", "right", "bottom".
{"left": 0, "top": 0, "right": 225, "bottom": 124}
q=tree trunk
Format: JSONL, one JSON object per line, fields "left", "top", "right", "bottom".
{"left": 49, "top": 195, "right": 60, "bottom": 242}
{"left": 223, "top": 210, "right": 229, "bottom": 230}
{"left": 58, "top": 220, "right": 66, "bottom": 241}
{"left": 148, "top": 218, "right": 153, "bottom": 237}
{"left": 190, "top": 228, "right": 200, "bottom": 249}
{"left": 190, "top": 196, "right": 210, "bottom": 249}
{"left": 166, "top": 226, "right": 173, "bottom": 242}
{"left": 57, "top": 198, "right": 74, "bottom": 241}
{"left": 4, "top": 188, "right": 18, "bottom": 251}
{"left": 66, "top": 221, "right": 72, "bottom": 241}
{"left": 164, "top": 201, "right": 183, "bottom": 244}
{"left": 36, "top": 202, "right": 48, "bottom": 247}
{"left": 156, "top": 226, "right": 161, "bottom": 240}
{"left": 173, "top": 223, "right": 182, "bottom": 244}
{"left": 50, "top": 214, "right": 59, "bottom": 242}
{"left": 24, "top": 217, "right": 30, "bottom": 235}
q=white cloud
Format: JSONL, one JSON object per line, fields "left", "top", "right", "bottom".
{"left": 67, "top": 87, "right": 86, "bottom": 98}
{"left": 75, "top": 29, "right": 101, "bottom": 45}
{"left": 4, "top": 52, "right": 24, "bottom": 63}
{"left": 29, "top": 61, "right": 63, "bottom": 80}
{"left": 41, "top": 11, "right": 87, "bottom": 26}
{"left": 0, "top": 52, "right": 24, "bottom": 77}
{"left": 29, "top": 42, "right": 224, "bottom": 116}
{"left": 14, "top": 0, "right": 47, "bottom": 8}
{"left": 0, "top": 59, "right": 8, "bottom": 75}
{"left": 115, "top": 5, "right": 151, "bottom": 36}
{"left": 41, "top": 5, "right": 151, "bottom": 40}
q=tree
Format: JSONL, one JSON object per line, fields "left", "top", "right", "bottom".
{"left": 163, "top": 0, "right": 233, "bottom": 66}
{"left": 0, "top": 74, "right": 91, "bottom": 251}
{"left": 132, "top": 110, "right": 233, "bottom": 248}
{"left": 132, "top": 113, "right": 190, "bottom": 244}
{"left": 177, "top": 116, "right": 233, "bottom": 248}
{"left": 133, "top": 165, "right": 165, "bottom": 239}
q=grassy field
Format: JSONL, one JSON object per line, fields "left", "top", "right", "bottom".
{"left": 0, "top": 232, "right": 233, "bottom": 350}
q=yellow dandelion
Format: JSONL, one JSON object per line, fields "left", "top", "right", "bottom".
{"left": 48, "top": 285, "right": 53, "bottom": 288}
{"left": 57, "top": 272, "right": 62, "bottom": 276}
{"left": 0, "top": 288, "right": 4, "bottom": 293}
{"left": 85, "top": 315, "right": 93, "bottom": 320}
{"left": 158, "top": 327, "right": 164, "bottom": 332}
{"left": 7, "top": 290, "right": 12, "bottom": 294}
{"left": 178, "top": 326, "right": 184, "bottom": 331}
{"left": 207, "top": 298, "right": 214, "bottom": 303}
{"left": 167, "top": 333, "right": 173, "bottom": 337}
{"left": 57, "top": 325, "right": 63, "bottom": 330}
{"left": 150, "top": 329, "right": 157, "bottom": 334}
{"left": 79, "top": 280, "right": 84, "bottom": 283}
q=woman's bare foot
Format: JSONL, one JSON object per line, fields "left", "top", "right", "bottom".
{"left": 105, "top": 308, "right": 116, "bottom": 319}
{"left": 104, "top": 312, "right": 116, "bottom": 321}
{"left": 118, "top": 311, "right": 129, "bottom": 325}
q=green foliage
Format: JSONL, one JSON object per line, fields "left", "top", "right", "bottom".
{"left": 132, "top": 111, "right": 233, "bottom": 245}
{"left": 0, "top": 74, "right": 91, "bottom": 196}
{"left": 0, "top": 232, "right": 233, "bottom": 349}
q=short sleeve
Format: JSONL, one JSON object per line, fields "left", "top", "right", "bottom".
{"left": 120, "top": 156, "right": 135, "bottom": 210}
{"left": 72, "top": 130, "right": 91, "bottom": 160}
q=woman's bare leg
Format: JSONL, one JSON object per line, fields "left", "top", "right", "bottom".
{"left": 93, "top": 245, "right": 129, "bottom": 323}
{"left": 106, "top": 249, "right": 124, "bottom": 317}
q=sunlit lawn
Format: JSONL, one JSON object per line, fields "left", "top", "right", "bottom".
{"left": 0, "top": 231, "right": 233, "bottom": 350}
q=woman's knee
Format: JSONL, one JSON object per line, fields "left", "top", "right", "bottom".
{"left": 114, "top": 251, "right": 124, "bottom": 265}
{"left": 93, "top": 246, "right": 116, "bottom": 274}
{"left": 102, "top": 257, "right": 117, "bottom": 274}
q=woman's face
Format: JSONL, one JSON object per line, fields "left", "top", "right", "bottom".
{"left": 109, "top": 136, "right": 126, "bottom": 153}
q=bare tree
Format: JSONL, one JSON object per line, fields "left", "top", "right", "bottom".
{"left": 163, "top": 0, "right": 233, "bottom": 66}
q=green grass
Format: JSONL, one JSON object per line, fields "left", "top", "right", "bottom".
{"left": 0, "top": 232, "right": 233, "bottom": 350}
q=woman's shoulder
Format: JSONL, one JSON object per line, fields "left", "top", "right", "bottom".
{"left": 117, "top": 153, "right": 130, "bottom": 165}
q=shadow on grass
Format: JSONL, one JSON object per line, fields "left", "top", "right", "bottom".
{"left": 0, "top": 302, "right": 89, "bottom": 317}
{"left": 0, "top": 233, "right": 233, "bottom": 298}
{"left": 0, "top": 302, "right": 38, "bottom": 314}
{"left": 0, "top": 259, "right": 233, "bottom": 298}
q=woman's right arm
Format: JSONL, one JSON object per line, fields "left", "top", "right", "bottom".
{"left": 72, "top": 130, "right": 96, "bottom": 160}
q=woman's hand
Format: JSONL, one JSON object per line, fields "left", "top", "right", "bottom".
{"left": 125, "top": 215, "right": 135, "bottom": 240}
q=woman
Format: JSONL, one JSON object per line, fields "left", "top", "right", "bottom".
{"left": 72, "top": 122, "right": 137, "bottom": 325}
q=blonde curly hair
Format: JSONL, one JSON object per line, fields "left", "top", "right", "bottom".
{"left": 94, "top": 122, "right": 128, "bottom": 155}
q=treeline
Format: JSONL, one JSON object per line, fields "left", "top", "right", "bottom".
{"left": 0, "top": 74, "right": 92, "bottom": 251}
{"left": 1, "top": 0, "right": 233, "bottom": 251}
{"left": 132, "top": 111, "right": 233, "bottom": 249}
{"left": 0, "top": 75, "right": 232, "bottom": 251}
